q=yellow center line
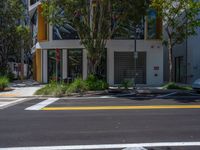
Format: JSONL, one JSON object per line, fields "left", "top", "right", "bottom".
{"left": 42, "top": 105, "right": 200, "bottom": 111}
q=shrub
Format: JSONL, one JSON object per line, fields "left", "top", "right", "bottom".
{"left": 7, "top": 71, "right": 15, "bottom": 81}
{"left": 35, "top": 75, "right": 109, "bottom": 96}
{"left": 35, "top": 81, "right": 68, "bottom": 96}
{"left": 86, "top": 74, "right": 109, "bottom": 90}
{"left": 0, "top": 76, "right": 9, "bottom": 91}
{"left": 163, "top": 82, "right": 192, "bottom": 90}
{"left": 121, "top": 79, "right": 132, "bottom": 90}
{"left": 66, "top": 78, "right": 88, "bottom": 95}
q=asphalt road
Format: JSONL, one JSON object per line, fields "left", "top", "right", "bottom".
{"left": 0, "top": 96, "right": 200, "bottom": 149}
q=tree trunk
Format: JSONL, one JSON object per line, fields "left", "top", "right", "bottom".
{"left": 88, "top": 58, "right": 98, "bottom": 75}
{"left": 168, "top": 38, "right": 173, "bottom": 82}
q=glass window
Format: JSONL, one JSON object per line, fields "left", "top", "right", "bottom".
{"left": 111, "top": 9, "right": 144, "bottom": 39}
{"left": 147, "top": 9, "right": 157, "bottom": 39}
{"left": 48, "top": 50, "right": 62, "bottom": 81}
{"left": 68, "top": 49, "right": 83, "bottom": 79}
{"left": 30, "top": 0, "right": 39, "bottom": 5}
{"left": 53, "top": 23, "right": 79, "bottom": 40}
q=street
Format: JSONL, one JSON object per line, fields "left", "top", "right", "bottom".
{"left": 0, "top": 96, "right": 200, "bottom": 150}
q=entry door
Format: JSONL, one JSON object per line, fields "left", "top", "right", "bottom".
{"left": 114, "top": 52, "right": 146, "bottom": 84}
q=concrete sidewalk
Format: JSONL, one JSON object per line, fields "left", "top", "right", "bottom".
{"left": 0, "top": 80, "right": 43, "bottom": 98}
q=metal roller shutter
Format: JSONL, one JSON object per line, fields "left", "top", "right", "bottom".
{"left": 114, "top": 52, "right": 146, "bottom": 84}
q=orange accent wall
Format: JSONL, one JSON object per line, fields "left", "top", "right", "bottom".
{"left": 38, "top": 4, "right": 47, "bottom": 42}
{"left": 34, "top": 49, "right": 42, "bottom": 82}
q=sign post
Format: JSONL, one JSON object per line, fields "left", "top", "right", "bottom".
{"left": 133, "top": 26, "right": 138, "bottom": 91}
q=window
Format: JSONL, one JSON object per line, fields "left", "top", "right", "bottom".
{"left": 68, "top": 49, "right": 83, "bottom": 79}
{"left": 111, "top": 7, "right": 144, "bottom": 39}
{"left": 147, "top": 9, "right": 157, "bottom": 39}
{"left": 48, "top": 50, "right": 62, "bottom": 81}
{"left": 30, "top": 0, "right": 39, "bottom": 5}
{"left": 53, "top": 23, "right": 79, "bottom": 40}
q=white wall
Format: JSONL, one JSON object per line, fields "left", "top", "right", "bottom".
{"left": 106, "top": 40, "right": 163, "bottom": 85}
{"left": 187, "top": 27, "right": 200, "bottom": 83}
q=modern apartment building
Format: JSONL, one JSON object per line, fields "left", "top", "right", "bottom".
{"left": 164, "top": 14, "right": 200, "bottom": 84}
{"left": 29, "top": 0, "right": 164, "bottom": 86}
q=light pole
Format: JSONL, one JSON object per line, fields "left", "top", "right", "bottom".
{"left": 133, "top": 25, "right": 138, "bottom": 91}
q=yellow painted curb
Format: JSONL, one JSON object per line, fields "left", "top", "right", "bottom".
{"left": 42, "top": 105, "right": 200, "bottom": 111}
{"left": 0, "top": 93, "right": 20, "bottom": 97}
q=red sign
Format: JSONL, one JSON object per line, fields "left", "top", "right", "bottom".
{"left": 56, "top": 48, "right": 60, "bottom": 62}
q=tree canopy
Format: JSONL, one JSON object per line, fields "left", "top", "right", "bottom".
{"left": 42, "top": 0, "right": 149, "bottom": 76}
{"left": 151, "top": 0, "right": 200, "bottom": 82}
{"left": 0, "top": 0, "right": 31, "bottom": 75}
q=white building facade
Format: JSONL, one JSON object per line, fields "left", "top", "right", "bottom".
{"left": 30, "top": 0, "right": 164, "bottom": 86}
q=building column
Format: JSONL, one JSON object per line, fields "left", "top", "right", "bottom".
{"left": 107, "top": 49, "right": 114, "bottom": 85}
{"left": 62, "top": 49, "right": 68, "bottom": 79}
{"left": 42, "top": 49, "right": 48, "bottom": 83}
{"left": 83, "top": 49, "right": 88, "bottom": 80}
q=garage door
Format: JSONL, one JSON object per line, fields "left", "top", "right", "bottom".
{"left": 114, "top": 52, "right": 146, "bottom": 84}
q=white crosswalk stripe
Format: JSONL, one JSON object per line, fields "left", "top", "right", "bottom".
{"left": 1, "top": 142, "right": 200, "bottom": 150}
{"left": 123, "top": 147, "right": 147, "bottom": 150}
{"left": 0, "top": 98, "right": 27, "bottom": 109}
{"left": 25, "top": 98, "right": 59, "bottom": 110}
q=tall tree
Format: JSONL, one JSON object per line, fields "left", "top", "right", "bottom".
{"left": 151, "top": 0, "right": 200, "bottom": 82}
{"left": 42, "top": 0, "right": 149, "bottom": 76}
{"left": 0, "top": 0, "right": 30, "bottom": 75}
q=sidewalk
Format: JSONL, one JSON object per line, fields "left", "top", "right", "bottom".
{"left": 0, "top": 80, "right": 43, "bottom": 98}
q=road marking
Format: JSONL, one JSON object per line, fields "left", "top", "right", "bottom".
{"left": 62, "top": 96, "right": 115, "bottom": 99}
{"left": 185, "top": 91, "right": 200, "bottom": 96}
{"left": 42, "top": 104, "right": 200, "bottom": 111}
{"left": 157, "top": 92, "right": 177, "bottom": 98}
{"left": 1, "top": 142, "right": 200, "bottom": 150}
{"left": 123, "top": 147, "right": 147, "bottom": 150}
{"left": 0, "top": 98, "right": 27, "bottom": 109}
{"left": 25, "top": 98, "right": 59, "bottom": 110}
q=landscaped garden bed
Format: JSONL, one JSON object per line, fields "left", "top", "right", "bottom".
{"left": 35, "top": 74, "right": 109, "bottom": 97}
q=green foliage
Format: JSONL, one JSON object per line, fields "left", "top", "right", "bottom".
{"left": 163, "top": 82, "right": 192, "bottom": 91}
{"left": 151, "top": 0, "right": 200, "bottom": 82}
{"left": 35, "top": 76, "right": 109, "bottom": 96}
{"left": 0, "top": 0, "right": 31, "bottom": 73}
{"left": 85, "top": 74, "right": 109, "bottom": 91}
{"left": 121, "top": 79, "right": 132, "bottom": 90}
{"left": 0, "top": 76, "right": 9, "bottom": 91}
{"left": 66, "top": 78, "right": 88, "bottom": 95}
{"left": 7, "top": 71, "right": 15, "bottom": 82}
{"left": 35, "top": 81, "right": 68, "bottom": 97}
{"left": 42, "top": 0, "right": 149, "bottom": 75}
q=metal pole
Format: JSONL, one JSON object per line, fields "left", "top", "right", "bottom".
{"left": 21, "top": 40, "right": 24, "bottom": 81}
{"left": 134, "top": 26, "right": 137, "bottom": 90}
{"left": 185, "top": 1, "right": 188, "bottom": 84}
{"left": 56, "top": 49, "right": 58, "bottom": 83}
